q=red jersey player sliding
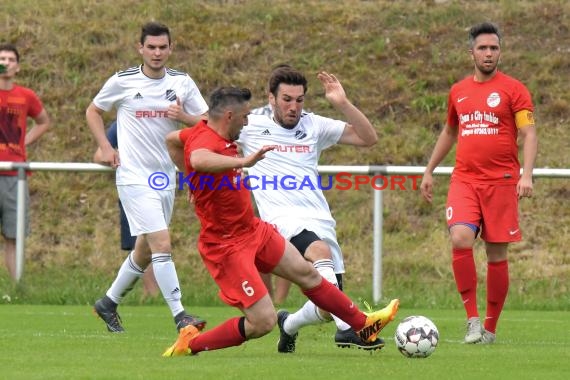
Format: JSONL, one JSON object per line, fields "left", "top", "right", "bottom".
{"left": 420, "top": 22, "right": 538, "bottom": 344}
{"left": 163, "top": 86, "right": 399, "bottom": 356}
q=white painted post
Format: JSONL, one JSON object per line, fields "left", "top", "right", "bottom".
{"left": 372, "top": 175, "right": 383, "bottom": 304}
{"left": 15, "top": 165, "right": 27, "bottom": 281}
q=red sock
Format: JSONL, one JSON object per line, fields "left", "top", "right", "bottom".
{"left": 302, "top": 278, "right": 367, "bottom": 330}
{"left": 189, "top": 317, "right": 246, "bottom": 353}
{"left": 485, "top": 260, "right": 509, "bottom": 334}
{"left": 452, "top": 248, "right": 478, "bottom": 318}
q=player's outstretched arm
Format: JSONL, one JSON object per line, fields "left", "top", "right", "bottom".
{"left": 191, "top": 146, "right": 275, "bottom": 173}
{"left": 318, "top": 71, "right": 377, "bottom": 147}
{"left": 241, "top": 145, "right": 276, "bottom": 168}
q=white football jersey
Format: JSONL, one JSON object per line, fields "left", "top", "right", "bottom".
{"left": 93, "top": 65, "right": 208, "bottom": 188}
{"left": 239, "top": 111, "right": 345, "bottom": 228}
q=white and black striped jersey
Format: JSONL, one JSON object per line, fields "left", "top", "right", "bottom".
{"left": 93, "top": 65, "right": 208, "bottom": 188}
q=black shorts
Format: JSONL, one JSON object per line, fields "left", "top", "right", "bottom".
{"left": 290, "top": 229, "right": 320, "bottom": 255}
{"left": 290, "top": 229, "right": 343, "bottom": 290}
{"left": 119, "top": 200, "right": 136, "bottom": 251}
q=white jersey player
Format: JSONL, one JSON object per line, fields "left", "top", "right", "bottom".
{"left": 94, "top": 65, "right": 207, "bottom": 189}
{"left": 87, "top": 22, "right": 208, "bottom": 334}
{"left": 241, "top": 109, "right": 345, "bottom": 273}
{"left": 238, "top": 66, "right": 382, "bottom": 352}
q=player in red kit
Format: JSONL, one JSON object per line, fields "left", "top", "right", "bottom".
{"left": 420, "top": 22, "right": 538, "bottom": 344}
{"left": 162, "top": 86, "right": 399, "bottom": 356}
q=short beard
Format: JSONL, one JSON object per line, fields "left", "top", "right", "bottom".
{"left": 278, "top": 122, "right": 296, "bottom": 130}
{"left": 476, "top": 62, "right": 498, "bottom": 75}
{"left": 273, "top": 116, "right": 297, "bottom": 130}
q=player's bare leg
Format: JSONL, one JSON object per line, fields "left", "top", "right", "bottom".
{"left": 273, "top": 276, "right": 291, "bottom": 305}
{"left": 4, "top": 238, "right": 16, "bottom": 280}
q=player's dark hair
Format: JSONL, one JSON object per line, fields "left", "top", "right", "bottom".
{"left": 268, "top": 65, "right": 308, "bottom": 97}
{"left": 0, "top": 43, "right": 20, "bottom": 62}
{"left": 140, "top": 22, "right": 171, "bottom": 45}
{"left": 469, "top": 22, "right": 501, "bottom": 48}
{"left": 208, "top": 87, "right": 252, "bottom": 118}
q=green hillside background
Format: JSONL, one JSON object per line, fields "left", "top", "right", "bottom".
{"left": 1, "top": 0, "right": 568, "bottom": 309}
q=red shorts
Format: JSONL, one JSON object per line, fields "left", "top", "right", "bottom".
{"left": 446, "top": 179, "right": 521, "bottom": 243}
{"left": 197, "top": 218, "right": 285, "bottom": 309}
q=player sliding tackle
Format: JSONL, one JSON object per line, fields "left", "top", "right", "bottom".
{"left": 162, "top": 86, "right": 399, "bottom": 356}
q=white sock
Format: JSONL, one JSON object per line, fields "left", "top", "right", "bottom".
{"left": 283, "top": 259, "right": 351, "bottom": 334}
{"left": 313, "top": 259, "right": 351, "bottom": 331}
{"left": 106, "top": 251, "right": 143, "bottom": 304}
{"left": 152, "top": 253, "right": 184, "bottom": 317}
{"left": 283, "top": 300, "right": 327, "bottom": 335}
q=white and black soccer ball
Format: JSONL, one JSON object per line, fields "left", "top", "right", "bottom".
{"left": 394, "top": 315, "right": 439, "bottom": 358}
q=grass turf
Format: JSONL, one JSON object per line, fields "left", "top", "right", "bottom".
{"left": 0, "top": 305, "right": 568, "bottom": 380}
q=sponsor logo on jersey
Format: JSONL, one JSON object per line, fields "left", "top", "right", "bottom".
{"left": 135, "top": 110, "right": 169, "bottom": 118}
{"left": 134, "top": 92, "right": 143, "bottom": 99}
{"left": 261, "top": 129, "right": 271, "bottom": 135}
{"left": 267, "top": 144, "right": 312, "bottom": 153}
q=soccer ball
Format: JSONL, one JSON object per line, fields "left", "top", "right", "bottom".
{"left": 394, "top": 315, "right": 439, "bottom": 358}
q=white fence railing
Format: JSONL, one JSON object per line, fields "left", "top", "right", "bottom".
{"left": 2, "top": 161, "right": 569, "bottom": 304}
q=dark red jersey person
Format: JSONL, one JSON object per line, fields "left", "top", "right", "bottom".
{"left": 0, "top": 43, "right": 50, "bottom": 280}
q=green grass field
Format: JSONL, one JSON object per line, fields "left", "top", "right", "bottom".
{"left": 1, "top": 305, "right": 568, "bottom": 380}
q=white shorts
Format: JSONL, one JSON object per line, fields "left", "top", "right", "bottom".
{"left": 117, "top": 185, "right": 174, "bottom": 236}
{"left": 271, "top": 216, "right": 345, "bottom": 274}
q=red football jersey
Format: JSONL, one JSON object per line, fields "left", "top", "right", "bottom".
{"left": 180, "top": 121, "right": 255, "bottom": 243}
{"left": 447, "top": 71, "right": 533, "bottom": 184}
{"left": 0, "top": 85, "right": 43, "bottom": 173}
